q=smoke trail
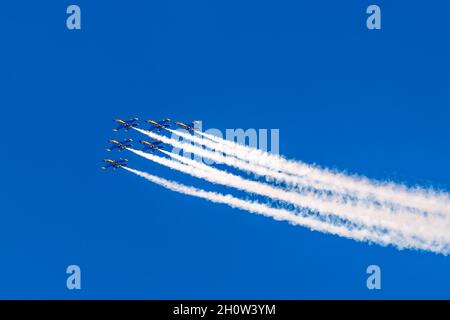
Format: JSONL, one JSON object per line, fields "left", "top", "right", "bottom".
{"left": 127, "top": 148, "right": 450, "bottom": 252}
{"left": 137, "top": 128, "right": 434, "bottom": 232}
{"left": 168, "top": 128, "right": 450, "bottom": 217}
{"left": 122, "top": 167, "right": 394, "bottom": 248}
{"left": 123, "top": 166, "right": 449, "bottom": 254}
{"left": 135, "top": 127, "right": 302, "bottom": 187}
{"left": 139, "top": 129, "right": 443, "bottom": 222}
{"left": 159, "top": 149, "right": 450, "bottom": 241}
{"left": 130, "top": 129, "right": 450, "bottom": 253}
{"left": 133, "top": 129, "right": 450, "bottom": 237}
{"left": 129, "top": 147, "right": 392, "bottom": 233}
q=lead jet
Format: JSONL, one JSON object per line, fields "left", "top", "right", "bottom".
{"left": 113, "top": 117, "right": 139, "bottom": 132}
{"left": 106, "top": 138, "right": 133, "bottom": 152}
{"left": 101, "top": 158, "right": 128, "bottom": 170}
{"left": 145, "top": 118, "right": 171, "bottom": 132}
{"left": 174, "top": 120, "right": 200, "bottom": 133}
{"left": 140, "top": 139, "right": 164, "bottom": 153}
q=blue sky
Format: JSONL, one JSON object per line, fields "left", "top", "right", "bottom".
{"left": 0, "top": 1, "right": 449, "bottom": 299}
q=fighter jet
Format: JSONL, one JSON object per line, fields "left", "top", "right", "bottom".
{"left": 139, "top": 139, "right": 164, "bottom": 153}
{"left": 113, "top": 118, "right": 139, "bottom": 132}
{"left": 174, "top": 120, "right": 200, "bottom": 133}
{"left": 106, "top": 138, "right": 133, "bottom": 152}
{"left": 145, "top": 118, "right": 171, "bottom": 132}
{"left": 101, "top": 158, "right": 128, "bottom": 170}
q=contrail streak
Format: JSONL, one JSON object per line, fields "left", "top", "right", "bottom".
{"left": 133, "top": 129, "right": 450, "bottom": 239}
{"left": 123, "top": 166, "right": 449, "bottom": 254}
{"left": 159, "top": 149, "right": 450, "bottom": 242}
{"left": 126, "top": 148, "right": 450, "bottom": 253}
{"left": 138, "top": 128, "right": 431, "bottom": 228}
{"left": 169, "top": 128, "right": 450, "bottom": 217}
{"left": 135, "top": 128, "right": 303, "bottom": 186}
{"left": 122, "top": 167, "right": 393, "bottom": 248}
{"left": 130, "top": 128, "right": 450, "bottom": 254}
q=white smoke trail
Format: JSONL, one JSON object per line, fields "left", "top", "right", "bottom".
{"left": 123, "top": 166, "right": 448, "bottom": 254}
{"left": 168, "top": 128, "right": 450, "bottom": 217}
{"left": 131, "top": 128, "right": 450, "bottom": 253}
{"left": 159, "top": 149, "right": 450, "bottom": 241}
{"left": 137, "top": 128, "right": 427, "bottom": 228}
{"left": 121, "top": 167, "right": 398, "bottom": 249}
{"left": 135, "top": 127, "right": 303, "bottom": 187}
{"left": 127, "top": 148, "right": 450, "bottom": 252}
{"left": 133, "top": 128, "right": 450, "bottom": 238}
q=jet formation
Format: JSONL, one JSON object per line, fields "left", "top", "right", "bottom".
{"left": 102, "top": 118, "right": 199, "bottom": 169}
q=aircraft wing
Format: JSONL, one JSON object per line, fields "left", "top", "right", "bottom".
{"left": 101, "top": 163, "right": 112, "bottom": 169}
{"left": 113, "top": 124, "right": 125, "bottom": 132}
{"left": 106, "top": 145, "right": 118, "bottom": 151}
{"left": 101, "top": 159, "right": 114, "bottom": 169}
{"left": 147, "top": 125, "right": 158, "bottom": 131}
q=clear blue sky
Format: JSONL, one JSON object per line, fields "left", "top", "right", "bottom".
{"left": 0, "top": 1, "right": 449, "bottom": 299}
